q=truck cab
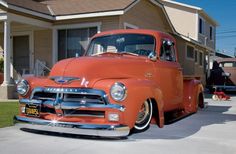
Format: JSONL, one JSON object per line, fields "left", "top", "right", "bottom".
{"left": 15, "top": 29, "right": 204, "bottom": 137}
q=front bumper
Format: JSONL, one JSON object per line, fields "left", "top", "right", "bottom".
{"left": 14, "top": 116, "right": 130, "bottom": 138}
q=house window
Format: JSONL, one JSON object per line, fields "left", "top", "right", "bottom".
{"left": 194, "top": 50, "right": 198, "bottom": 63}
{"left": 199, "top": 18, "right": 204, "bottom": 34}
{"left": 186, "top": 45, "right": 194, "bottom": 60}
{"left": 199, "top": 51, "right": 203, "bottom": 66}
{"left": 58, "top": 27, "right": 97, "bottom": 60}
{"left": 210, "top": 26, "right": 214, "bottom": 40}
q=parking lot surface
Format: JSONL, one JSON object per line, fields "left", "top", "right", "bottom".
{"left": 0, "top": 96, "right": 236, "bottom": 154}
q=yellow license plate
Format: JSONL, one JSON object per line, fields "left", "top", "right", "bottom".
{"left": 25, "top": 104, "right": 40, "bottom": 117}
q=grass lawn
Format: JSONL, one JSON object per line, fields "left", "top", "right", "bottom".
{"left": 0, "top": 102, "right": 19, "bottom": 128}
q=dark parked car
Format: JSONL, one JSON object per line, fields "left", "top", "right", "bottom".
{"left": 207, "top": 58, "right": 236, "bottom": 92}
{"left": 218, "top": 58, "right": 236, "bottom": 86}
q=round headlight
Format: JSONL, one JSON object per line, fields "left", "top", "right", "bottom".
{"left": 17, "top": 80, "right": 30, "bottom": 96}
{"left": 110, "top": 82, "right": 127, "bottom": 101}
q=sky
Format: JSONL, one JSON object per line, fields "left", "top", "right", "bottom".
{"left": 174, "top": 0, "right": 236, "bottom": 57}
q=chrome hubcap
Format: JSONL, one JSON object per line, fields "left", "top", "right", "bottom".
{"left": 136, "top": 101, "right": 150, "bottom": 124}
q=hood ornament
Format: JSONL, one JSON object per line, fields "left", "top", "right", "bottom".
{"left": 50, "top": 76, "right": 80, "bottom": 84}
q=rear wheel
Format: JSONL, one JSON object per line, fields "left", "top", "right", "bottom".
{"left": 134, "top": 99, "right": 153, "bottom": 131}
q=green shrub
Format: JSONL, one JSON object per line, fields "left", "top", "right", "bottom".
{"left": 0, "top": 57, "right": 3, "bottom": 73}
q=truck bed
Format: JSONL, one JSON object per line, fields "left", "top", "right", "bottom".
{"left": 183, "top": 75, "right": 201, "bottom": 81}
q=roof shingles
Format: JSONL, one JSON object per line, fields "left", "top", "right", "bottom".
{"left": 5, "top": 0, "right": 51, "bottom": 15}
{"left": 4, "top": 0, "right": 137, "bottom": 17}
{"left": 42, "top": 0, "right": 136, "bottom": 16}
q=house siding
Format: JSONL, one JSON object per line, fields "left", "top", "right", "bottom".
{"left": 175, "top": 36, "right": 207, "bottom": 85}
{"left": 175, "top": 36, "right": 195, "bottom": 75}
{"left": 119, "top": 0, "right": 172, "bottom": 32}
{"left": 53, "top": 16, "right": 120, "bottom": 31}
{"left": 34, "top": 29, "right": 53, "bottom": 67}
{"left": 164, "top": 4, "right": 197, "bottom": 40}
{"left": 194, "top": 47, "right": 207, "bottom": 85}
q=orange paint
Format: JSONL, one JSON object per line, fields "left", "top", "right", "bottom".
{"left": 17, "top": 29, "right": 204, "bottom": 132}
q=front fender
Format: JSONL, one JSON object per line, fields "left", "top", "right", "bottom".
{"left": 18, "top": 77, "right": 50, "bottom": 99}
{"left": 93, "top": 78, "right": 164, "bottom": 128}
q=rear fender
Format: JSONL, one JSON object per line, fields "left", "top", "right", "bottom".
{"left": 93, "top": 79, "right": 164, "bottom": 128}
{"left": 183, "top": 79, "right": 204, "bottom": 113}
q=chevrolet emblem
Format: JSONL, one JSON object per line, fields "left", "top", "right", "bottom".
{"left": 145, "top": 73, "right": 153, "bottom": 78}
{"left": 50, "top": 76, "right": 80, "bottom": 84}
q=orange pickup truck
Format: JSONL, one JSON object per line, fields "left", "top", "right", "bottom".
{"left": 15, "top": 29, "right": 204, "bottom": 137}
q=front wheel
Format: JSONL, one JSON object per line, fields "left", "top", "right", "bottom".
{"left": 133, "top": 99, "right": 153, "bottom": 132}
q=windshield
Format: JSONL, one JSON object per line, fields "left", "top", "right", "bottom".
{"left": 86, "top": 34, "right": 155, "bottom": 57}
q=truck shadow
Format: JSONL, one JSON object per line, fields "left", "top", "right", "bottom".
{"left": 19, "top": 103, "right": 236, "bottom": 141}
{"left": 20, "top": 128, "right": 128, "bottom": 141}
{"left": 131, "top": 104, "right": 236, "bottom": 140}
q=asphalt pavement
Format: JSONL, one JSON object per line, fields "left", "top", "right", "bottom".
{"left": 0, "top": 95, "right": 236, "bottom": 154}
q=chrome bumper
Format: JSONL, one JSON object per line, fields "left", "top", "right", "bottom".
{"left": 14, "top": 116, "right": 130, "bottom": 138}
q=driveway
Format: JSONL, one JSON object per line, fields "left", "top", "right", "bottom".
{"left": 0, "top": 96, "right": 236, "bottom": 154}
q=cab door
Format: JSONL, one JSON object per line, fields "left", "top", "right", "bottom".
{"left": 154, "top": 39, "right": 183, "bottom": 111}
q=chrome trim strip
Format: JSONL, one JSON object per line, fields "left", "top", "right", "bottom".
{"left": 60, "top": 102, "right": 125, "bottom": 111}
{"left": 63, "top": 114, "right": 105, "bottom": 118}
{"left": 14, "top": 116, "right": 130, "bottom": 137}
{"left": 20, "top": 99, "right": 42, "bottom": 105}
{"left": 19, "top": 99, "right": 126, "bottom": 112}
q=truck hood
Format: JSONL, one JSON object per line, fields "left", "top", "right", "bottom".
{"left": 49, "top": 55, "right": 154, "bottom": 88}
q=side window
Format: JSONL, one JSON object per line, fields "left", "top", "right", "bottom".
{"left": 210, "top": 26, "right": 213, "bottom": 40}
{"left": 199, "top": 52, "right": 203, "bottom": 66}
{"left": 199, "top": 18, "right": 204, "bottom": 34}
{"left": 160, "top": 40, "right": 176, "bottom": 62}
{"left": 194, "top": 50, "right": 198, "bottom": 63}
{"left": 221, "top": 62, "right": 236, "bottom": 68}
{"left": 186, "top": 45, "right": 194, "bottom": 59}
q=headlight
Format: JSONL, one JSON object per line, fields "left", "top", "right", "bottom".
{"left": 110, "top": 82, "right": 127, "bottom": 101}
{"left": 17, "top": 80, "right": 30, "bottom": 96}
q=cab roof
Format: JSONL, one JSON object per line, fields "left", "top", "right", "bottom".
{"left": 92, "top": 29, "right": 175, "bottom": 41}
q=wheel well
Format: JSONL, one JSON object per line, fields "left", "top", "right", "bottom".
{"left": 198, "top": 93, "right": 204, "bottom": 108}
{"left": 150, "top": 98, "right": 161, "bottom": 127}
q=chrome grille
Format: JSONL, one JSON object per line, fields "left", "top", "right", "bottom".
{"left": 31, "top": 87, "right": 108, "bottom": 105}
{"left": 63, "top": 110, "right": 105, "bottom": 118}
{"left": 41, "top": 107, "right": 56, "bottom": 114}
{"left": 63, "top": 93, "right": 104, "bottom": 104}
{"left": 32, "top": 92, "right": 57, "bottom": 101}
{"left": 28, "top": 87, "right": 110, "bottom": 117}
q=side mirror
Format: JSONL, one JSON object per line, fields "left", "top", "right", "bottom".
{"left": 148, "top": 51, "right": 157, "bottom": 62}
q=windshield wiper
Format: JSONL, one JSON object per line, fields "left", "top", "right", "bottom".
{"left": 92, "top": 51, "right": 139, "bottom": 57}
{"left": 119, "top": 51, "right": 139, "bottom": 56}
{"left": 92, "top": 51, "right": 117, "bottom": 56}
